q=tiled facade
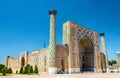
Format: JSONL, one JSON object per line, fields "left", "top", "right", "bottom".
{"left": 62, "top": 21, "right": 104, "bottom": 73}
{"left": 5, "top": 10, "right": 107, "bottom": 74}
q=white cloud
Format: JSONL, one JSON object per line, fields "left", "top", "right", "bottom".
{"left": 116, "top": 51, "right": 120, "bottom": 54}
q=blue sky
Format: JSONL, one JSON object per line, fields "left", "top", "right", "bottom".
{"left": 0, "top": 0, "right": 120, "bottom": 64}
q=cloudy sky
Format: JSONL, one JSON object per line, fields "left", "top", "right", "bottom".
{"left": 0, "top": 0, "right": 120, "bottom": 64}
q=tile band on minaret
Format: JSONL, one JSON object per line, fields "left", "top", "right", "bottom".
{"left": 100, "top": 33, "right": 109, "bottom": 73}
{"left": 48, "top": 9, "right": 57, "bottom": 74}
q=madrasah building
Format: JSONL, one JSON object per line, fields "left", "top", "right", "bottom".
{"left": 5, "top": 10, "right": 109, "bottom": 74}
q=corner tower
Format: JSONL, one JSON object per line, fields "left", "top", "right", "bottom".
{"left": 48, "top": 9, "right": 57, "bottom": 74}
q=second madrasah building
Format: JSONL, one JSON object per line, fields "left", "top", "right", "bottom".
{"left": 5, "top": 10, "right": 108, "bottom": 74}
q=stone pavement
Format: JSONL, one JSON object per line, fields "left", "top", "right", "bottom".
{"left": 0, "top": 73, "right": 120, "bottom": 78}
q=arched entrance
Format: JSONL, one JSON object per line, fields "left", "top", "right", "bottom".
{"left": 21, "top": 57, "right": 25, "bottom": 67}
{"left": 61, "top": 59, "right": 64, "bottom": 70}
{"left": 79, "top": 36, "right": 94, "bottom": 72}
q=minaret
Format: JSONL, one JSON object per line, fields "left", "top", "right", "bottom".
{"left": 100, "top": 33, "right": 109, "bottom": 72}
{"left": 48, "top": 9, "right": 57, "bottom": 74}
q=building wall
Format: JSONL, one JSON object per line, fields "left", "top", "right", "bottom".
{"left": 7, "top": 57, "right": 20, "bottom": 73}
{"left": 28, "top": 48, "right": 49, "bottom": 73}
{"left": 6, "top": 44, "right": 68, "bottom": 73}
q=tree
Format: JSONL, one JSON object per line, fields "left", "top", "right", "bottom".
{"left": 1, "top": 67, "right": 7, "bottom": 76}
{"left": 19, "top": 64, "right": 34, "bottom": 75}
{"left": 9, "top": 68, "right": 12, "bottom": 74}
{"left": 16, "top": 70, "right": 18, "bottom": 74}
{"left": 24, "top": 65, "right": 28, "bottom": 74}
{"left": 109, "top": 60, "right": 117, "bottom": 66}
{"left": 27, "top": 65, "right": 31, "bottom": 75}
{"left": 24, "top": 64, "right": 31, "bottom": 74}
{"left": 19, "top": 67, "right": 23, "bottom": 74}
{"left": 0, "top": 64, "right": 5, "bottom": 73}
{"left": 30, "top": 66, "right": 33, "bottom": 74}
{"left": 7, "top": 68, "right": 12, "bottom": 74}
{"left": 34, "top": 65, "right": 38, "bottom": 74}
{"left": 22, "top": 68, "right": 25, "bottom": 74}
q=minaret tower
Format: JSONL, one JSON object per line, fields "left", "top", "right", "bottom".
{"left": 100, "top": 33, "right": 109, "bottom": 72}
{"left": 48, "top": 9, "right": 57, "bottom": 74}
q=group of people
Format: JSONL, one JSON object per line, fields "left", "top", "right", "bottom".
{"left": 57, "top": 69, "right": 65, "bottom": 74}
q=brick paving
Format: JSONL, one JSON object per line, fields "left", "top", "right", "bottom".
{"left": 0, "top": 73, "right": 120, "bottom": 78}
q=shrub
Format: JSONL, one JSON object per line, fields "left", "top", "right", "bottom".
{"left": 19, "top": 64, "right": 35, "bottom": 75}
{"left": 34, "top": 65, "right": 38, "bottom": 74}
{"left": 7, "top": 68, "right": 12, "bottom": 74}
{"left": 1, "top": 67, "right": 6, "bottom": 76}
{"left": 16, "top": 70, "right": 18, "bottom": 74}
{"left": 30, "top": 66, "right": 33, "bottom": 73}
{"left": 19, "top": 67, "right": 23, "bottom": 74}
{"left": 0, "top": 64, "right": 5, "bottom": 73}
{"left": 24, "top": 64, "right": 31, "bottom": 74}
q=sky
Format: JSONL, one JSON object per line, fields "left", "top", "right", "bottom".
{"left": 0, "top": 0, "right": 120, "bottom": 64}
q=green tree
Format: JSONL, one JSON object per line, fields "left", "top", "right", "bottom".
{"left": 22, "top": 68, "right": 25, "bottom": 74}
{"left": 27, "top": 65, "right": 31, "bottom": 75}
{"left": 24, "top": 66, "right": 28, "bottom": 74}
{"left": 1, "top": 67, "right": 6, "bottom": 76}
{"left": 7, "top": 68, "right": 12, "bottom": 74}
{"left": 109, "top": 60, "right": 117, "bottom": 66}
{"left": 30, "top": 66, "right": 33, "bottom": 74}
{"left": 34, "top": 65, "right": 38, "bottom": 74}
{"left": 16, "top": 70, "right": 18, "bottom": 74}
{"left": 19, "top": 64, "right": 34, "bottom": 74}
{"left": 0, "top": 64, "right": 5, "bottom": 73}
{"left": 24, "top": 64, "right": 31, "bottom": 74}
{"left": 9, "top": 68, "right": 12, "bottom": 74}
{"left": 22, "top": 68, "right": 26, "bottom": 74}
{"left": 19, "top": 67, "right": 23, "bottom": 74}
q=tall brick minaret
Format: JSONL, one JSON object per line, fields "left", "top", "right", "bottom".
{"left": 48, "top": 9, "right": 57, "bottom": 74}
{"left": 100, "top": 33, "right": 109, "bottom": 72}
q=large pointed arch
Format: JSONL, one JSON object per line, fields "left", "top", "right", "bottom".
{"left": 78, "top": 34, "right": 94, "bottom": 45}
{"left": 79, "top": 35, "right": 94, "bottom": 72}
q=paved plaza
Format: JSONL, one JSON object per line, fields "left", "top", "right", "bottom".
{"left": 0, "top": 73, "right": 120, "bottom": 78}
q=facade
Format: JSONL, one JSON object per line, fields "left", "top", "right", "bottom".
{"left": 5, "top": 10, "right": 108, "bottom": 74}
